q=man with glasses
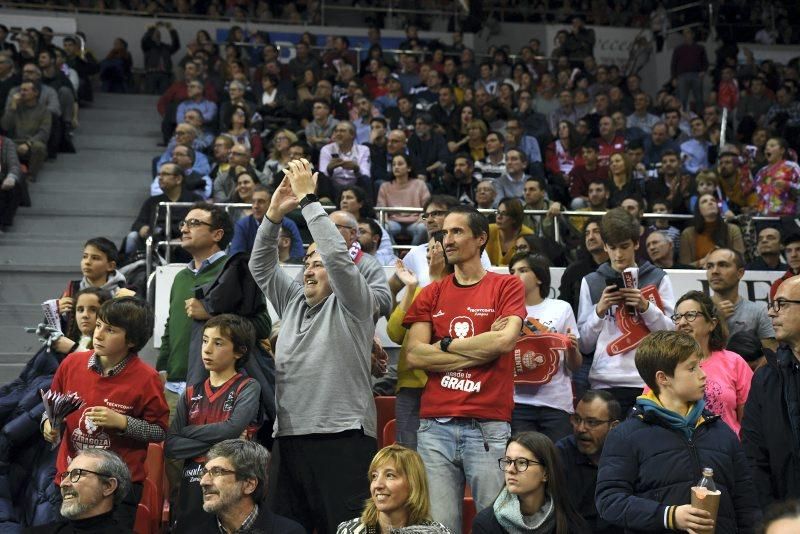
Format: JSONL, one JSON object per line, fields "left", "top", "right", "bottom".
{"left": 743, "top": 275, "right": 800, "bottom": 508}
{"left": 705, "top": 248, "right": 777, "bottom": 351}
{"left": 155, "top": 122, "right": 211, "bottom": 178}
{"left": 556, "top": 390, "right": 620, "bottom": 533}
{"left": 212, "top": 142, "right": 266, "bottom": 201}
{"left": 189, "top": 440, "right": 303, "bottom": 533}
{"left": 176, "top": 79, "right": 217, "bottom": 129}
{"left": 29, "top": 449, "right": 131, "bottom": 532}
{"left": 318, "top": 120, "right": 370, "bottom": 195}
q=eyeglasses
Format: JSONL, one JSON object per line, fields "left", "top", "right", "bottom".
{"left": 335, "top": 223, "right": 356, "bottom": 232}
{"left": 159, "top": 172, "right": 178, "bottom": 177}
{"left": 231, "top": 151, "right": 249, "bottom": 157}
{"left": 496, "top": 211, "right": 508, "bottom": 217}
{"left": 670, "top": 311, "right": 704, "bottom": 323}
{"left": 179, "top": 218, "right": 213, "bottom": 229}
{"left": 569, "top": 414, "right": 615, "bottom": 429}
{"left": 421, "top": 210, "right": 448, "bottom": 220}
{"left": 175, "top": 130, "right": 191, "bottom": 136}
{"left": 199, "top": 466, "right": 238, "bottom": 479}
{"left": 767, "top": 299, "right": 800, "bottom": 313}
{"left": 498, "top": 457, "right": 541, "bottom": 472}
{"left": 275, "top": 136, "right": 289, "bottom": 141}
{"left": 57, "top": 468, "right": 112, "bottom": 484}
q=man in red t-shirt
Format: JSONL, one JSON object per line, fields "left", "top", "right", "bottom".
{"left": 569, "top": 140, "right": 609, "bottom": 209}
{"left": 403, "top": 205, "right": 526, "bottom": 532}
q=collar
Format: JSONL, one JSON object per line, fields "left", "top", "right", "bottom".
{"left": 188, "top": 250, "right": 226, "bottom": 274}
{"left": 88, "top": 352, "right": 131, "bottom": 377}
{"left": 217, "top": 504, "right": 258, "bottom": 533}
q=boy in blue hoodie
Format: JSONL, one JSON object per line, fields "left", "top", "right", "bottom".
{"left": 595, "top": 330, "right": 760, "bottom": 534}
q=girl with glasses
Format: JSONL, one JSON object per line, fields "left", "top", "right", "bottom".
{"left": 668, "top": 290, "right": 753, "bottom": 435}
{"left": 473, "top": 432, "right": 588, "bottom": 533}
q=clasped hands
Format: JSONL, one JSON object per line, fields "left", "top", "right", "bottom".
{"left": 266, "top": 159, "right": 318, "bottom": 221}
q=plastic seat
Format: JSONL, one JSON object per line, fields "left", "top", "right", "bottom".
{"left": 382, "top": 418, "right": 397, "bottom": 446}
{"left": 462, "top": 496, "right": 476, "bottom": 534}
{"left": 134, "top": 502, "right": 151, "bottom": 534}
{"left": 144, "top": 442, "right": 166, "bottom": 532}
{"left": 374, "top": 396, "right": 396, "bottom": 448}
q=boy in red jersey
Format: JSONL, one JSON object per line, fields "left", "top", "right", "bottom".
{"left": 165, "top": 314, "right": 262, "bottom": 531}
{"left": 43, "top": 297, "right": 169, "bottom": 529}
{"left": 403, "top": 205, "right": 527, "bottom": 532}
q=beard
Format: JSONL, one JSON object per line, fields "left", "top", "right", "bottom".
{"left": 60, "top": 491, "right": 96, "bottom": 519}
{"left": 202, "top": 482, "right": 243, "bottom": 514}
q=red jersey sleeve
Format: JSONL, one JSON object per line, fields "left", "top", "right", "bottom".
{"left": 402, "top": 280, "right": 441, "bottom": 328}
{"left": 496, "top": 275, "right": 527, "bottom": 321}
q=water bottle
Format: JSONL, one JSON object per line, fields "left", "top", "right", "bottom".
{"left": 697, "top": 467, "right": 717, "bottom": 492}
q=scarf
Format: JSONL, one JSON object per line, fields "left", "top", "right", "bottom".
{"left": 636, "top": 390, "right": 705, "bottom": 440}
{"left": 493, "top": 488, "right": 555, "bottom": 533}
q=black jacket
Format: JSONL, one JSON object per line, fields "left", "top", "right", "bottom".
{"left": 741, "top": 345, "right": 800, "bottom": 508}
{"left": 24, "top": 510, "right": 127, "bottom": 533}
{"left": 190, "top": 506, "right": 304, "bottom": 533}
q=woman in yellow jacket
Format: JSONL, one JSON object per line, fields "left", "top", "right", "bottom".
{"left": 486, "top": 197, "right": 535, "bottom": 266}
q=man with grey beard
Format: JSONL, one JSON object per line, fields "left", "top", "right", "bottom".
{"left": 26, "top": 449, "right": 131, "bottom": 533}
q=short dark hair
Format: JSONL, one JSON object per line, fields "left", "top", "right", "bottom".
{"left": 486, "top": 130, "right": 505, "bottom": 143}
{"left": 447, "top": 205, "right": 489, "bottom": 253}
{"left": 424, "top": 195, "right": 459, "bottom": 211}
{"left": 582, "top": 140, "right": 600, "bottom": 152}
{"left": 190, "top": 202, "right": 234, "bottom": 250}
{"left": 508, "top": 253, "right": 551, "bottom": 298}
{"left": 84, "top": 237, "right": 119, "bottom": 265}
{"left": 660, "top": 149, "right": 680, "bottom": 160}
{"left": 580, "top": 389, "right": 622, "bottom": 421}
{"left": 96, "top": 297, "right": 154, "bottom": 354}
{"left": 708, "top": 247, "right": 745, "bottom": 269}
{"left": 635, "top": 331, "right": 701, "bottom": 395}
{"left": 360, "top": 218, "right": 383, "bottom": 248}
{"left": 453, "top": 152, "right": 474, "bottom": 166}
{"left": 600, "top": 207, "right": 640, "bottom": 246}
{"left": 311, "top": 97, "right": 330, "bottom": 110}
{"left": 506, "top": 147, "right": 527, "bottom": 163}
{"left": 369, "top": 116, "right": 387, "bottom": 128}
{"left": 203, "top": 314, "right": 255, "bottom": 370}
{"left": 784, "top": 232, "right": 800, "bottom": 247}
{"left": 726, "top": 331, "right": 764, "bottom": 364}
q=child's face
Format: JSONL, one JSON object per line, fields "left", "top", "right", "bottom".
{"left": 92, "top": 318, "right": 132, "bottom": 360}
{"left": 81, "top": 245, "right": 115, "bottom": 284}
{"left": 666, "top": 353, "right": 706, "bottom": 403}
{"left": 696, "top": 179, "right": 715, "bottom": 196}
{"left": 75, "top": 293, "right": 102, "bottom": 336}
{"left": 605, "top": 239, "right": 638, "bottom": 273}
{"left": 201, "top": 326, "right": 241, "bottom": 374}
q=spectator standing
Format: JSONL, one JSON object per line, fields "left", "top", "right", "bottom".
{"left": 754, "top": 137, "right": 800, "bottom": 216}
{"left": 248, "top": 160, "right": 383, "bottom": 532}
{"left": 141, "top": 22, "right": 180, "bottom": 94}
{"left": 403, "top": 205, "right": 526, "bottom": 531}
{"left": 555, "top": 390, "right": 621, "bottom": 534}
{"left": 595, "top": 331, "right": 761, "bottom": 532}
{"left": 509, "top": 254, "right": 582, "bottom": 442}
{"left": 577, "top": 208, "right": 675, "bottom": 417}
{"left": 671, "top": 291, "right": 753, "bottom": 435}
{"left": 705, "top": 248, "right": 777, "bottom": 351}
{"left": 671, "top": 28, "right": 708, "bottom": 113}
{"left": 743, "top": 276, "right": 800, "bottom": 508}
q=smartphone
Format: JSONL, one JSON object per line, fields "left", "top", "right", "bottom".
{"left": 330, "top": 153, "right": 339, "bottom": 159}
{"left": 605, "top": 277, "right": 623, "bottom": 291}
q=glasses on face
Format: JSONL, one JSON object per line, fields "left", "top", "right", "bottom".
{"left": 199, "top": 466, "right": 238, "bottom": 479}
{"left": 159, "top": 172, "right": 178, "bottom": 177}
{"left": 231, "top": 151, "right": 249, "bottom": 157}
{"left": 569, "top": 414, "right": 614, "bottom": 429}
{"left": 496, "top": 211, "right": 508, "bottom": 218}
{"left": 275, "top": 136, "right": 289, "bottom": 141}
{"left": 179, "top": 218, "right": 213, "bottom": 229}
{"left": 57, "top": 468, "right": 112, "bottom": 484}
{"left": 335, "top": 223, "right": 356, "bottom": 232}
{"left": 175, "top": 130, "right": 191, "bottom": 136}
{"left": 421, "top": 210, "right": 448, "bottom": 220}
{"left": 767, "top": 299, "right": 800, "bottom": 313}
{"left": 498, "top": 457, "right": 541, "bottom": 472}
{"left": 515, "top": 244, "right": 530, "bottom": 252}
{"left": 670, "top": 311, "right": 703, "bottom": 323}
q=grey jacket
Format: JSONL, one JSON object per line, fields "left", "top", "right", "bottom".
{"left": 249, "top": 202, "right": 378, "bottom": 438}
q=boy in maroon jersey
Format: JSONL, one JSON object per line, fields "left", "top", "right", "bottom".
{"left": 43, "top": 297, "right": 169, "bottom": 529}
{"left": 165, "top": 314, "right": 262, "bottom": 531}
{"left": 403, "top": 205, "right": 527, "bottom": 532}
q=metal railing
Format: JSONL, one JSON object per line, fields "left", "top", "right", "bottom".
{"left": 146, "top": 202, "right": 779, "bottom": 277}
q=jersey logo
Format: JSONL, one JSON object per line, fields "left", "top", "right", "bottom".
{"left": 607, "top": 285, "right": 664, "bottom": 356}
{"left": 433, "top": 310, "right": 445, "bottom": 317}
{"left": 450, "top": 316, "right": 475, "bottom": 339}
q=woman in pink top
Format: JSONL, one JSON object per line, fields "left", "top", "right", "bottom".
{"left": 376, "top": 154, "right": 431, "bottom": 245}
{"left": 671, "top": 290, "right": 753, "bottom": 435}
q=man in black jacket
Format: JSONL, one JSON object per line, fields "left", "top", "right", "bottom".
{"left": 742, "top": 274, "right": 800, "bottom": 508}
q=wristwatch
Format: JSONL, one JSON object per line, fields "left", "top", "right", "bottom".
{"left": 299, "top": 193, "right": 319, "bottom": 208}
{"left": 439, "top": 336, "right": 454, "bottom": 353}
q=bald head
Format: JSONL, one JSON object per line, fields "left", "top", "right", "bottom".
{"left": 770, "top": 275, "right": 800, "bottom": 346}
{"left": 330, "top": 210, "right": 358, "bottom": 247}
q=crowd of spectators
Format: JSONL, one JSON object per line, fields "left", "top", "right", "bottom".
{"left": 4, "top": 10, "right": 800, "bottom": 534}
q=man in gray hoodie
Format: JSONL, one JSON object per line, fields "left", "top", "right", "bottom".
{"left": 249, "top": 159, "right": 381, "bottom": 533}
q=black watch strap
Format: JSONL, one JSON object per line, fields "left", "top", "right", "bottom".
{"left": 299, "top": 193, "right": 319, "bottom": 208}
{"left": 439, "top": 336, "right": 453, "bottom": 353}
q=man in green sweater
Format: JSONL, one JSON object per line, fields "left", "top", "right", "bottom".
{"left": 0, "top": 80, "right": 50, "bottom": 179}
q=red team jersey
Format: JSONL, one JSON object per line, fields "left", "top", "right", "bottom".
{"left": 50, "top": 351, "right": 169, "bottom": 483}
{"left": 404, "top": 271, "right": 526, "bottom": 422}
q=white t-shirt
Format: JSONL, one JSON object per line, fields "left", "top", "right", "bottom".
{"left": 514, "top": 298, "right": 579, "bottom": 413}
{"left": 402, "top": 243, "right": 492, "bottom": 287}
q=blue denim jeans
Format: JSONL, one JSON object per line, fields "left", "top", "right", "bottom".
{"left": 395, "top": 387, "right": 423, "bottom": 450}
{"left": 417, "top": 417, "right": 510, "bottom": 532}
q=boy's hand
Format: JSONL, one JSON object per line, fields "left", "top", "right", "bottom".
{"left": 43, "top": 419, "right": 60, "bottom": 443}
{"left": 184, "top": 298, "right": 210, "bottom": 320}
{"left": 619, "top": 287, "right": 649, "bottom": 313}
{"left": 59, "top": 296, "right": 74, "bottom": 314}
{"left": 86, "top": 406, "right": 128, "bottom": 431}
{"left": 596, "top": 286, "right": 622, "bottom": 317}
{"left": 674, "top": 504, "right": 714, "bottom": 533}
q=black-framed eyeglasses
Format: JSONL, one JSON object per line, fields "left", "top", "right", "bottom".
{"left": 57, "top": 468, "right": 112, "bottom": 484}
{"left": 498, "top": 457, "right": 541, "bottom": 472}
{"left": 335, "top": 223, "right": 356, "bottom": 232}
{"left": 179, "top": 218, "right": 213, "bottom": 229}
{"left": 767, "top": 299, "right": 800, "bottom": 313}
{"left": 569, "top": 414, "right": 615, "bottom": 429}
{"left": 421, "top": 210, "right": 448, "bottom": 220}
{"left": 199, "top": 466, "right": 238, "bottom": 479}
{"left": 670, "top": 311, "right": 703, "bottom": 323}
{"left": 496, "top": 210, "right": 509, "bottom": 217}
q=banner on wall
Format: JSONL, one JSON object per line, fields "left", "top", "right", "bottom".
{"left": 544, "top": 25, "right": 652, "bottom": 69}
{"left": 153, "top": 264, "right": 782, "bottom": 349}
